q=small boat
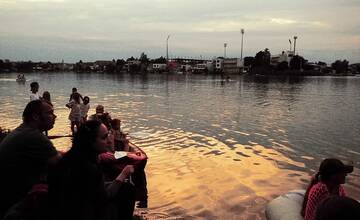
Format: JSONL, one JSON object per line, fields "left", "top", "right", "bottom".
{"left": 16, "top": 74, "right": 26, "bottom": 82}
{"left": 265, "top": 189, "right": 305, "bottom": 220}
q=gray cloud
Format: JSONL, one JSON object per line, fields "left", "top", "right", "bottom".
{"left": 0, "top": 0, "right": 359, "bottom": 62}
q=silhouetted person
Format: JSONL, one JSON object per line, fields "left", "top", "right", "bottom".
{"left": 30, "top": 82, "right": 40, "bottom": 101}
{"left": 0, "top": 100, "right": 60, "bottom": 218}
{"left": 315, "top": 196, "right": 360, "bottom": 220}
{"left": 48, "top": 120, "right": 136, "bottom": 220}
{"left": 301, "top": 158, "right": 353, "bottom": 220}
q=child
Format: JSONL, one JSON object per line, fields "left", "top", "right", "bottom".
{"left": 30, "top": 82, "right": 40, "bottom": 101}
{"left": 42, "top": 91, "right": 52, "bottom": 106}
{"left": 65, "top": 92, "right": 81, "bottom": 134}
{"left": 80, "top": 96, "right": 90, "bottom": 124}
{"left": 42, "top": 91, "right": 52, "bottom": 136}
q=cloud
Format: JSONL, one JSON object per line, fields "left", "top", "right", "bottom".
{"left": 0, "top": 0, "right": 359, "bottom": 62}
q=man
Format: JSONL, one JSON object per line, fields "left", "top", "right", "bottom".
{"left": 89, "top": 105, "right": 112, "bottom": 129}
{"left": 69, "top": 87, "right": 83, "bottom": 102}
{"left": 0, "top": 100, "right": 60, "bottom": 218}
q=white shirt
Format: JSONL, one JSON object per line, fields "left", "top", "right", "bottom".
{"left": 30, "top": 93, "right": 40, "bottom": 101}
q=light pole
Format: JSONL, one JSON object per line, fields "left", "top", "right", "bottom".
{"left": 293, "top": 36, "right": 298, "bottom": 54}
{"left": 240, "top": 28, "right": 244, "bottom": 60}
{"left": 224, "top": 43, "right": 227, "bottom": 58}
{"left": 166, "top": 35, "right": 170, "bottom": 61}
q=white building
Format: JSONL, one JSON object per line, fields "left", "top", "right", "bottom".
{"left": 152, "top": 63, "right": 167, "bottom": 71}
{"left": 271, "top": 50, "right": 295, "bottom": 66}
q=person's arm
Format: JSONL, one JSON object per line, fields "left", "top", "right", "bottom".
{"left": 104, "top": 165, "right": 134, "bottom": 198}
{"left": 65, "top": 100, "right": 74, "bottom": 109}
{"left": 79, "top": 93, "right": 84, "bottom": 101}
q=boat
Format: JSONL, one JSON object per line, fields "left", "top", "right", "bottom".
{"left": 16, "top": 74, "right": 26, "bottom": 82}
{"left": 265, "top": 189, "right": 305, "bottom": 220}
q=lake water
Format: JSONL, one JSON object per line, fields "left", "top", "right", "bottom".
{"left": 1, "top": 72, "right": 360, "bottom": 219}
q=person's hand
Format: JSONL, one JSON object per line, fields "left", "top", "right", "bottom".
{"left": 127, "top": 152, "right": 147, "bottom": 161}
{"left": 98, "top": 152, "right": 115, "bottom": 163}
{"left": 116, "top": 165, "right": 135, "bottom": 182}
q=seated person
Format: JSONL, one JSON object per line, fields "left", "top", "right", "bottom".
{"left": 110, "top": 119, "right": 129, "bottom": 152}
{"left": 98, "top": 122, "right": 148, "bottom": 208}
{"left": 315, "top": 195, "right": 360, "bottom": 220}
{"left": 301, "top": 158, "right": 353, "bottom": 220}
{"left": 89, "top": 105, "right": 112, "bottom": 129}
{"left": 48, "top": 120, "right": 136, "bottom": 220}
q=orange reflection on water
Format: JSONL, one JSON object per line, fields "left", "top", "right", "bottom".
{"left": 138, "top": 130, "right": 308, "bottom": 219}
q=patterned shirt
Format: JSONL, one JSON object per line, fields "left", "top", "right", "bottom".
{"left": 304, "top": 182, "right": 346, "bottom": 220}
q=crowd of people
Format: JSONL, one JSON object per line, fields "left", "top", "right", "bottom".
{"left": 0, "top": 81, "right": 359, "bottom": 219}
{"left": 0, "top": 82, "right": 148, "bottom": 220}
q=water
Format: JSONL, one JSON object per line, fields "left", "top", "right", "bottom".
{"left": 1, "top": 72, "right": 360, "bottom": 219}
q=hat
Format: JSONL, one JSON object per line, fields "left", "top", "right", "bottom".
{"left": 319, "top": 158, "right": 353, "bottom": 177}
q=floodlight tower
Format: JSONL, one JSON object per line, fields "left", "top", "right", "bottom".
{"left": 166, "top": 35, "right": 170, "bottom": 61}
{"left": 240, "top": 28, "right": 245, "bottom": 60}
{"left": 293, "top": 36, "right": 298, "bottom": 54}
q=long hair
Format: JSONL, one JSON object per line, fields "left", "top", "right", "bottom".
{"left": 301, "top": 159, "right": 341, "bottom": 217}
{"left": 301, "top": 172, "right": 320, "bottom": 216}
{"left": 68, "top": 120, "right": 102, "bottom": 161}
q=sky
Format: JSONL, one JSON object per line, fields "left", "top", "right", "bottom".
{"left": 0, "top": 0, "right": 359, "bottom": 63}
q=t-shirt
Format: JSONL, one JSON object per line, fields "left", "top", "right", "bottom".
{"left": 30, "top": 93, "right": 40, "bottom": 101}
{"left": 67, "top": 100, "right": 81, "bottom": 122}
{"left": 0, "top": 124, "right": 57, "bottom": 217}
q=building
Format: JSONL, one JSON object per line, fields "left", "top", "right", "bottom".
{"left": 222, "top": 58, "right": 242, "bottom": 74}
{"left": 152, "top": 63, "right": 167, "bottom": 71}
{"left": 270, "top": 50, "right": 294, "bottom": 66}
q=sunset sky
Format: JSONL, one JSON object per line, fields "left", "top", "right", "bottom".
{"left": 1, "top": 0, "right": 359, "bottom": 63}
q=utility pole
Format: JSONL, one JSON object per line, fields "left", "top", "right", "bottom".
{"left": 240, "top": 29, "right": 244, "bottom": 60}
{"left": 224, "top": 43, "right": 227, "bottom": 58}
{"left": 166, "top": 35, "right": 170, "bottom": 61}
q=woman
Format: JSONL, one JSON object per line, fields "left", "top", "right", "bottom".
{"left": 48, "top": 120, "right": 136, "bottom": 220}
{"left": 301, "top": 158, "right": 353, "bottom": 220}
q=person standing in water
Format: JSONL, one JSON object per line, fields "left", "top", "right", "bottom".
{"left": 30, "top": 82, "right": 40, "bottom": 101}
{"left": 66, "top": 92, "right": 81, "bottom": 134}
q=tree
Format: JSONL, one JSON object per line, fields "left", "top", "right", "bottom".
{"left": 126, "top": 56, "right": 136, "bottom": 62}
{"left": 152, "top": 56, "right": 167, "bottom": 64}
{"left": 253, "top": 48, "right": 271, "bottom": 67}
{"left": 243, "top": 56, "right": 254, "bottom": 67}
{"left": 331, "top": 60, "right": 348, "bottom": 74}
{"left": 115, "top": 59, "right": 125, "bottom": 72}
{"left": 289, "top": 55, "right": 306, "bottom": 70}
{"left": 139, "top": 52, "right": 149, "bottom": 63}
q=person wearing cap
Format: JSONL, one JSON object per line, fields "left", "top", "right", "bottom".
{"left": 301, "top": 158, "right": 354, "bottom": 220}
